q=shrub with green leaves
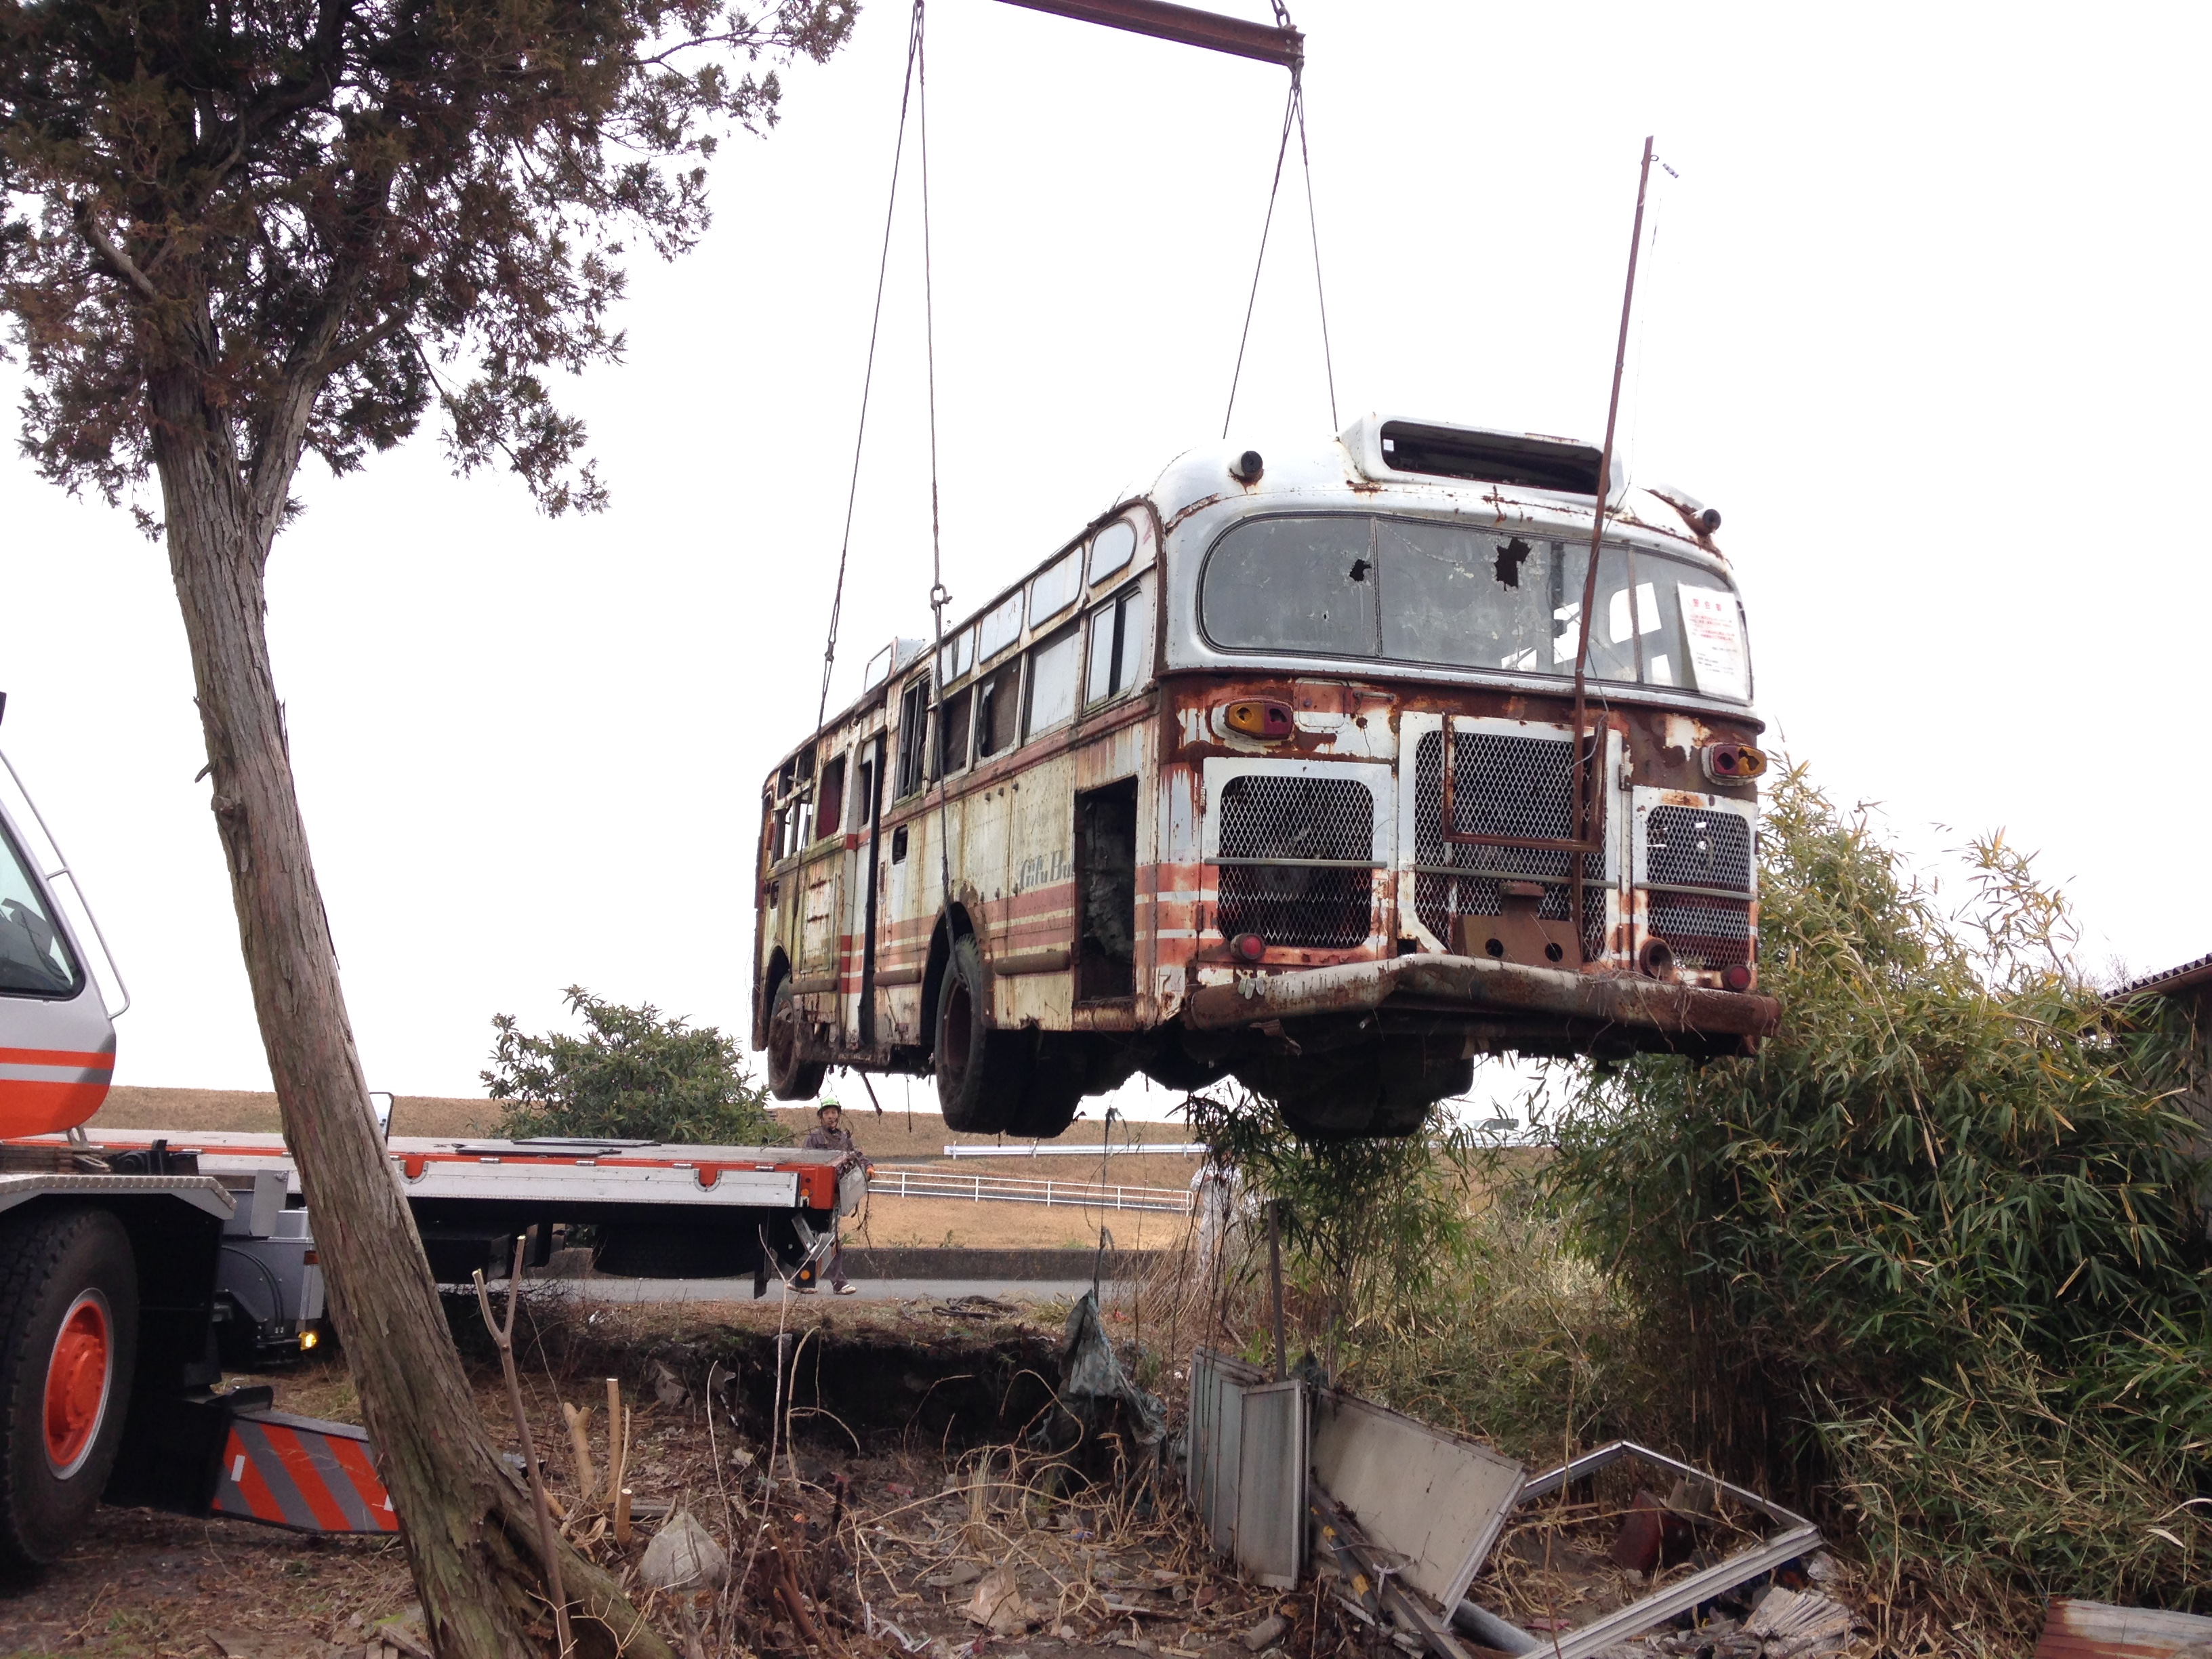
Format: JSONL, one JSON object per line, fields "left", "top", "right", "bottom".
{"left": 483, "top": 987, "right": 786, "bottom": 1147}
{"left": 1546, "top": 766, "right": 2210, "bottom": 1616}
{"left": 1187, "top": 1091, "right": 1481, "bottom": 1377}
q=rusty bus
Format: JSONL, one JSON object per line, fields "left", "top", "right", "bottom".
{"left": 753, "top": 414, "right": 1781, "bottom": 1140}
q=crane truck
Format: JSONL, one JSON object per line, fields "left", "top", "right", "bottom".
{"left": 0, "top": 717, "right": 863, "bottom": 1569}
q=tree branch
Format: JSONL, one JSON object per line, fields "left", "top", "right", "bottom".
{"left": 73, "top": 203, "right": 161, "bottom": 303}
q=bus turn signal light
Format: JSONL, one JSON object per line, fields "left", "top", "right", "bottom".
{"left": 1224, "top": 699, "right": 1293, "bottom": 739}
{"left": 1723, "top": 964, "right": 1756, "bottom": 992}
{"left": 1231, "top": 933, "right": 1267, "bottom": 963}
{"left": 1700, "top": 742, "right": 1767, "bottom": 783}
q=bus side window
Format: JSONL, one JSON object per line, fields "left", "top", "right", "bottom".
{"left": 1085, "top": 576, "right": 1153, "bottom": 706}
{"left": 1024, "top": 627, "right": 1081, "bottom": 741}
{"left": 1088, "top": 520, "right": 1137, "bottom": 586}
{"left": 975, "top": 658, "right": 1023, "bottom": 760}
{"left": 852, "top": 754, "right": 876, "bottom": 831}
{"left": 895, "top": 677, "right": 930, "bottom": 796}
{"left": 816, "top": 755, "right": 846, "bottom": 839}
{"left": 935, "top": 687, "right": 973, "bottom": 779}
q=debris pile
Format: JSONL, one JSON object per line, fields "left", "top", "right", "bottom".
{"left": 1183, "top": 1344, "right": 1868, "bottom": 1659}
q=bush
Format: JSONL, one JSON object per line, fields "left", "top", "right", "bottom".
{"left": 483, "top": 987, "right": 787, "bottom": 1147}
{"left": 1544, "top": 765, "right": 2210, "bottom": 1621}
{"left": 1185, "top": 1090, "right": 1482, "bottom": 1378}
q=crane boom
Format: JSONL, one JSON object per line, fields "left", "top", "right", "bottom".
{"left": 990, "top": 0, "right": 1302, "bottom": 69}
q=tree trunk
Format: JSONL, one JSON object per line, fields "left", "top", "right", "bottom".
{"left": 148, "top": 363, "right": 672, "bottom": 1659}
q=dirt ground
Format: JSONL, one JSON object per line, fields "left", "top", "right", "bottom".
{"left": 0, "top": 1295, "right": 1300, "bottom": 1659}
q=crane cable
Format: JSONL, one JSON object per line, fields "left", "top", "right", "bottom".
{"left": 815, "top": 2, "right": 930, "bottom": 739}
{"left": 1223, "top": 20, "right": 1336, "bottom": 439}
{"left": 917, "top": 5, "right": 959, "bottom": 920}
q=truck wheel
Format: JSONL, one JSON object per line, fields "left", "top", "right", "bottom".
{"left": 0, "top": 1206, "right": 139, "bottom": 1570}
{"left": 935, "top": 935, "right": 1025, "bottom": 1134}
{"left": 766, "top": 975, "right": 827, "bottom": 1101}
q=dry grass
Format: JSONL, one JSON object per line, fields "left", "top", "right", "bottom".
{"left": 91, "top": 1085, "right": 500, "bottom": 1138}
{"left": 851, "top": 1195, "right": 1193, "bottom": 1252}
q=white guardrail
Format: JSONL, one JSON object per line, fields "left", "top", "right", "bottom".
{"left": 870, "top": 1166, "right": 1193, "bottom": 1214}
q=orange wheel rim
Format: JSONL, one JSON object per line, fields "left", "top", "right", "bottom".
{"left": 44, "top": 1292, "right": 112, "bottom": 1477}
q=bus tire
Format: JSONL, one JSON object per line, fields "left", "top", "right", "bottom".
{"left": 1270, "top": 1048, "right": 1466, "bottom": 1141}
{"left": 0, "top": 1206, "right": 139, "bottom": 1570}
{"left": 935, "top": 935, "right": 1025, "bottom": 1134}
{"left": 1007, "top": 1070, "right": 1082, "bottom": 1139}
{"left": 766, "top": 975, "right": 827, "bottom": 1101}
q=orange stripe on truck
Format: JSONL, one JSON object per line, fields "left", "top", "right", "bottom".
{"left": 0, "top": 1078, "right": 113, "bottom": 1138}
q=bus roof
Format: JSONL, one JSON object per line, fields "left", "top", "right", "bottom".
{"left": 783, "top": 413, "right": 1741, "bottom": 774}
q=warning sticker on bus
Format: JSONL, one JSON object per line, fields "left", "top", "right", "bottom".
{"left": 1677, "top": 585, "right": 1748, "bottom": 701}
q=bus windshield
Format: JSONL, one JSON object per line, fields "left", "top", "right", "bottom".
{"left": 1200, "top": 514, "right": 1750, "bottom": 700}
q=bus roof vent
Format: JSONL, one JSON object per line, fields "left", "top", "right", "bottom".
{"left": 1339, "top": 413, "right": 1617, "bottom": 499}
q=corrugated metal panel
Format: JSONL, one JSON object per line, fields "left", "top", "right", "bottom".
{"left": 1186, "top": 1348, "right": 1304, "bottom": 1586}
{"left": 1234, "top": 1380, "right": 1307, "bottom": 1589}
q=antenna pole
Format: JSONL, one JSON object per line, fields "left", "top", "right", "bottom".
{"left": 1568, "top": 136, "right": 1654, "bottom": 965}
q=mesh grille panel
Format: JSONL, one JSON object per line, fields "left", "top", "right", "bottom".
{"left": 1649, "top": 896, "right": 1753, "bottom": 969}
{"left": 1215, "top": 773, "right": 1376, "bottom": 948}
{"left": 1644, "top": 806, "right": 1753, "bottom": 893}
{"left": 1218, "top": 775, "right": 1375, "bottom": 865}
{"left": 1412, "top": 729, "right": 1607, "bottom": 960}
{"left": 1218, "top": 866, "right": 1374, "bottom": 949}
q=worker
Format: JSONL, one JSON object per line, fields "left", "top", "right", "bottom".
{"left": 799, "top": 1097, "right": 871, "bottom": 1295}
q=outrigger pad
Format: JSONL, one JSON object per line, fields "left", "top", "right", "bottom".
{"left": 209, "top": 1408, "right": 398, "bottom": 1534}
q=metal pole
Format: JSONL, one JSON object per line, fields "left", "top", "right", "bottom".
{"left": 1267, "top": 1199, "right": 1288, "bottom": 1381}
{"left": 1568, "top": 136, "right": 1655, "bottom": 962}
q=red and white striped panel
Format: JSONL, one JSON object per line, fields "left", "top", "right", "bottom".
{"left": 210, "top": 1410, "right": 398, "bottom": 1534}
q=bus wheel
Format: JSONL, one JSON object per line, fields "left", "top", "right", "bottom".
{"left": 935, "top": 935, "right": 1025, "bottom": 1134}
{"left": 766, "top": 977, "right": 827, "bottom": 1101}
{"left": 1271, "top": 1049, "right": 1467, "bottom": 1141}
{"left": 0, "top": 1206, "right": 139, "bottom": 1570}
{"left": 1008, "top": 1063, "right": 1083, "bottom": 1139}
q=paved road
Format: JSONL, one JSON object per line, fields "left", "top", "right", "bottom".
{"left": 527, "top": 1276, "right": 1122, "bottom": 1304}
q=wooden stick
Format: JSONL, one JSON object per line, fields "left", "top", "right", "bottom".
{"left": 613, "top": 1401, "right": 634, "bottom": 1544}
{"left": 605, "top": 1378, "right": 624, "bottom": 1500}
{"left": 563, "top": 1401, "right": 597, "bottom": 1502}
{"left": 475, "top": 1240, "right": 573, "bottom": 1659}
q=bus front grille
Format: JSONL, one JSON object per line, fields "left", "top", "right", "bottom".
{"left": 1643, "top": 806, "right": 1753, "bottom": 893}
{"left": 1215, "top": 774, "right": 1376, "bottom": 949}
{"left": 1641, "top": 804, "right": 1754, "bottom": 971}
{"left": 1647, "top": 895, "right": 1753, "bottom": 969}
{"left": 1413, "top": 731, "right": 1605, "bottom": 961}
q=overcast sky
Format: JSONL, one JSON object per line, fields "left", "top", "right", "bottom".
{"left": 1, "top": 1, "right": 2205, "bottom": 1118}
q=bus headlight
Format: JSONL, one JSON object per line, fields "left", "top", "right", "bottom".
{"left": 300, "top": 1328, "right": 320, "bottom": 1351}
{"left": 1699, "top": 743, "right": 1766, "bottom": 783}
{"left": 1223, "top": 699, "right": 1292, "bottom": 739}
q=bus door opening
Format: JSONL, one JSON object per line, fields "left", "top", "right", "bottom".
{"left": 1076, "top": 779, "right": 1138, "bottom": 1002}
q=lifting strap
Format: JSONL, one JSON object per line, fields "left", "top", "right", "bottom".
{"left": 1222, "top": 37, "right": 1335, "bottom": 438}
{"left": 814, "top": 3, "right": 930, "bottom": 739}
{"left": 815, "top": 0, "right": 1335, "bottom": 765}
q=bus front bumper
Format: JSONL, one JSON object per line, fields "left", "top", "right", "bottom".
{"left": 1183, "top": 954, "right": 1780, "bottom": 1042}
